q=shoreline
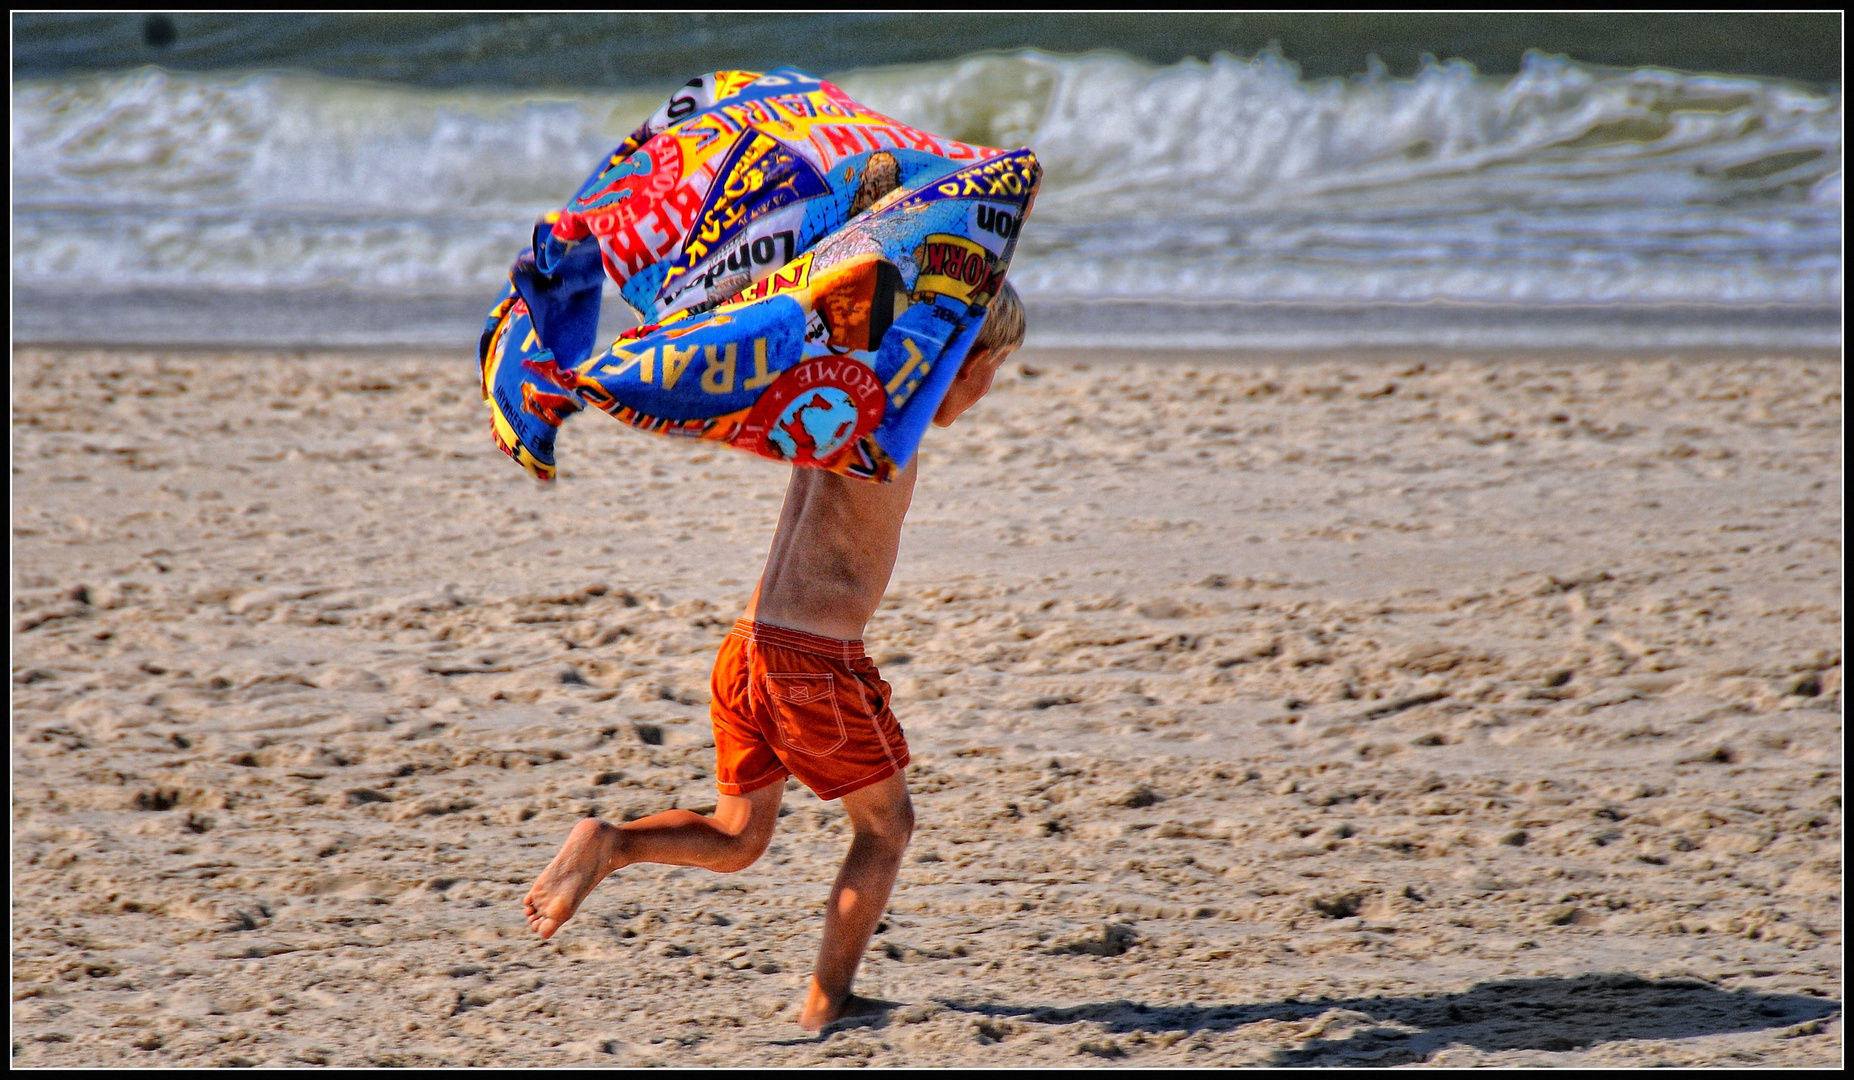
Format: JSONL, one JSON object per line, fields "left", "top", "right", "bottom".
{"left": 14, "top": 287, "right": 1840, "bottom": 356}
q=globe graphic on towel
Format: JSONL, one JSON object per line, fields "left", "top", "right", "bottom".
{"left": 768, "top": 387, "right": 861, "bottom": 462}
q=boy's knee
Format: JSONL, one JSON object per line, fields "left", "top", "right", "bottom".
{"left": 711, "top": 848, "right": 764, "bottom": 874}
{"left": 841, "top": 772, "right": 913, "bottom": 848}
{"left": 715, "top": 815, "right": 774, "bottom": 874}
{"left": 712, "top": 829, "right": 774, "bottom": 874}
{"left": 856, "top": 794, "right": 914, "bottom": 847}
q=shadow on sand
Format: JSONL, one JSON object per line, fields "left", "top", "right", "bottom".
{"left": 934, "top": 973, "right": 1839, "bottom": 1064}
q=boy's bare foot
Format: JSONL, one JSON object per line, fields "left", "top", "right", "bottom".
{"left": 796, "top": 976, "right": 894, "bottom": 1031}
{"left": 522, "top": 817, "right": 625, "bottom": 939}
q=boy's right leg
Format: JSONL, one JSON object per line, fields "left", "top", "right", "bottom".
{"left": 523, "top": 781, "right": 782, "bottom": 939}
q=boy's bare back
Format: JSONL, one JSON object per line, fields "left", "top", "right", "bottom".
{"left": 749, "top": 463, "right": 919, "bottom": 640}
{"left": 749, "top": 332, "right": 1012, "bottom": 638}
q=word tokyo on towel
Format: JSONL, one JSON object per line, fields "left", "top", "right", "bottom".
{"left": 479, "top": 67, "right": 1040, "bottom": 482}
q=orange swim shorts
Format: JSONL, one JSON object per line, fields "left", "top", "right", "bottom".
{"left": 709, "top": 620, "right": 909, "bottom": 801}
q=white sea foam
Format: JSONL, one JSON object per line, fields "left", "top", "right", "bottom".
{"left": 11, "top": 51, "right": 1843, "bottom": 344}
{"left": 12, "top": 69, "right": 659, "bottom": 292}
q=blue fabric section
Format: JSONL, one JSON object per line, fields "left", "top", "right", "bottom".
{"left": 866, "top": 300, "right": 956, "bottom": 399}
{"left": 621, "top": 263, "right": 670, "bottom": 320}
{"left": 871, "top": 304, "right": 986, "bottom": 470}
{"left": 485, "top": 305, "right": 560, "bottom": 469}
{"left": 582, "top": 296, "right": 809, "bottom": 422}
{"left": 478, "top": 272, "right": 520, "bottom": 370}
{"left": 513, "top": 223, "right": 606, "bottom": 371}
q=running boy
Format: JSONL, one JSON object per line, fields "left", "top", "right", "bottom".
{"left": 521, "top": 283, "right": 1025, "bottom": 1030}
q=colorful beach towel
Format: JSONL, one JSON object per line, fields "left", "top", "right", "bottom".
{"left": 478, "top": 68, "right": 1040, "bottom": 482}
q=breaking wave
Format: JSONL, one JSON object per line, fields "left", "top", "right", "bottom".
{"left": 11, "top": 49, "right": 1842, "bottom": 343}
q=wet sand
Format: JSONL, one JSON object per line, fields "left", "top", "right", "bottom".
{"left": 11, "top": 345, "right": 1842, "bottom": 1066}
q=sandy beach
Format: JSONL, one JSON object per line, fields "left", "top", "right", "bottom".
{"left": 11, "top": 345, "right": 1841, "bottom": 1066}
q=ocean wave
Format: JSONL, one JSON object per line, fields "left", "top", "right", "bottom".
{"left": 12, "top": 50, "right": 1843, "bottom": 313}
{"left": 847, "top": 50, "right": 1839, "bottom": 215}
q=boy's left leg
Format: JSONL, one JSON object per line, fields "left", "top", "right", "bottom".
{"left": 526, "top": 619, "right": 786, "bottom": 939}
{"left": 797, "top": 771, "right": 914, "bottom": 1030}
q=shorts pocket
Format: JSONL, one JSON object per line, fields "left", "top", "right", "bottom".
{"left": 764, "top": 672, "right": 848, "bottom": 757}
{"left": 851, "top": 656, "right": 893, "bottom": 716}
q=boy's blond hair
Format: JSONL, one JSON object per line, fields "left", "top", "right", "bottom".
{"left": 975, "top": 279, "right": 1025, "bottom": 355}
